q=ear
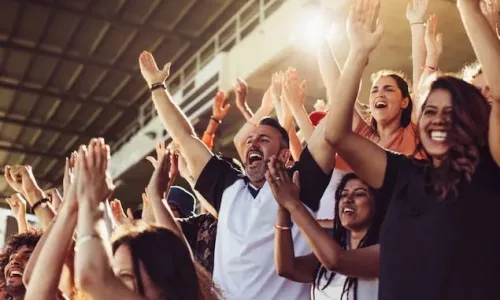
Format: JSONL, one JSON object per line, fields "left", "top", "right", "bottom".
{"left": 278, "top": 148, "right": 291, "bottom": 164}
{"left": 400, "top": 97, "right": 410, "bottom": 109}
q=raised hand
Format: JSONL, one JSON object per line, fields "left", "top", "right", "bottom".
{"left": 406, "top": 0, "right": 429, "bottom": 24}
{"left": 63, "top": 151, "right": 77, "bottom": 197}
{"left": 265, "top": 156, "right": 301, "bottom": 210}
{"left": 283, "top": 68, "right": 307, "bottom": 110}
{"left": 425, "top": 14, "right": 443, "bottom": 63}
{"left": 109, "top": 199, "right": 133, "bottom": 226}
{"left": 233, "top": 77, "right": 249, "bottom": 113}
{"left": 5, "top": 165, "right": 42, "bottom": 204}
{"left": 271, "top": 72, "right": 284, "bottom": 102}
{"left": 212, "top": 91, "right": 231, "bottom": 121}
{"left": 146, "top": 143, "right": 176, "bottom": 200}
{"left": 74, "top": 138, "right": 114, "bottom": 206}
{"left": 347, "top": 0, "right": 384, "bottom": 55}
{"left": 6, "top": 193, "right": 27, "bottom": 221}
{"left": 480, "top": 0, "right": 499, "bottom": 33}
{"left": 45, "top": 188, "right": 63, "bottom": 212}
{"left": 138, "top": 51, "right": 171, "bottom": 87}
{"left": 141, "top": 191, "right": 155, "bottom": 223}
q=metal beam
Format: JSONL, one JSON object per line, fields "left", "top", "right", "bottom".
{"left": 0, "top": 115, "right": 97, "bottom": 138}
{"left": 25, "top": 0, "right": 199, "bottom": 44}
{"left": 0, "top": 81, "right": 138, "bottom": 111}
{"left": 0, "top": 144, "right": 65, "bottom": 159}
{"left": 0, "top": 40, "right": 135, "bottom": 74}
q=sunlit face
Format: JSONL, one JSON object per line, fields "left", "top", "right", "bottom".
{"left": 338, "top": 179, "right": 374, "bottom": 231}
{"left": 369, "top": 76, "right": 409, "bottom": 126}
{"left": 244, "top": 125, "right": 289, "bottom": 184}
{"left": 4, "top": 245, "right": 33, "bottom": 295}
{"left": 419, "top": 89, "right": 453, "bottom": 165}
{"left": 112, "top": 245, "right": 165, "bottom": 300}
{"left": 472, "top": 73, "right": 493, "bottom": 105}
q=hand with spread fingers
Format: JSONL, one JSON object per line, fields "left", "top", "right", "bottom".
{"left": 138, "top": 51, "right": 171, "bottom": 87}
{"left": 424, "top": 14, "right": 443, "bottom": 65}
{"left": 265, "top": 156, "right": 301, "bottom": 211}
{"left": 109, "top": 199, "right": 133, "bottom": 226}
{"left": 146, "top": 142, "right": 176, "bottom": 201}
{"left": 233, "top": 77, "right": 252, "bottom": 121}
{"left": 347, "top": 0, "right": 384, "bottom": 55}
{"left": 406, "top": 0, "right": 429, "bottom": 24}
{"left": 283, "top": 68, "right": 307, "bottom": 111}
{"left": 74, "top": 138, "right": 115, "bottom": 206}
{"left": 212, "top": 91, "right": 231, "bottom": 121}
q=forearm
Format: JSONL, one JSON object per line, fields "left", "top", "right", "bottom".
{"left": 26, "top": 189, "right": 56, "bottom": 230}
{"left": 24, "top": 220, "right": 55, "bottom": 287}
{"left": 324, "top": 51, "right": 368, "bottom": 146}
{"left": 317, "top": 38, "right": 341, "bottom": 106}
{"left": 459, "top": 2, "right": 500, "bottom": 98}
{"left": 149, "top": 194, "right": 183, "bottom": 237}
{"left": 289, "top": 105, "right": 315, "bottom": 142}
{"left": 288, "top": 127, "right": 302, "bottom": 161}
{"left": 75, "top": 202, "right": 113, "bottom": 294}
{"left": 16, "top": 216, "right": 28, "bottom": 233}
{"left": 202, "top": 120, "right": 219, "bottom": 150}
{"left": 489, "top": 102, "right": 500, "bottom": 166}
{"left": 410, "top": 24, "right": 426, "bottom": 87}
{"left": 25, "top": 202, "right": 77, "bottom": 300}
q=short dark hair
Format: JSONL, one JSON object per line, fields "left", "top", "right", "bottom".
{"left": 258, "top": 117, "right": 290, "bottom": 148}
{"left": 0, "top": 229, "right": 43, "bottom": 284}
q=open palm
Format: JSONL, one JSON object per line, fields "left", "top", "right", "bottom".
{"left": 347, "top": 0, "right": 384, "bottom": 55}
{"left": 139, "top": 51, "right": 171, "bottom": 87}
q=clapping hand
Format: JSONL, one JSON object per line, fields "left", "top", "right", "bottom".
{"left": 265, "top": 156, "right": 301, "bottom": 211}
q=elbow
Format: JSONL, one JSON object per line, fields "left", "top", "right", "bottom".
{"left": 321, "top": 257, "right": 341, "bottom": 273}
{"left": 323, "top": 126, "right": 342, "bottom": 148}
{"left": 275, "top": 264, "right": 296, "bottom": 280}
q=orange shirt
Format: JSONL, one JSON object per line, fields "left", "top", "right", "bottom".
{"left": 335, "top": 121, "right": 421, "bottom": 172}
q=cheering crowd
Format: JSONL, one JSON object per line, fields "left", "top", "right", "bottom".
{"left": 1, "top": 0, "right": 499, "bottom": 299}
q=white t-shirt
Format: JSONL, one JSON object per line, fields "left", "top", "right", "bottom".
{"left": 316, "top": 169, "right": 347, "bottom": 220}
{"left": 313, "top": 268, "right": 379, "bottom": 300}
{"left": 195, "top": 148, "right": 331, "bottom": 300}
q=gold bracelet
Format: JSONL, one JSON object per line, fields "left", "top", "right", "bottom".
{"left": 274, "top": 224, "right": 293, "bottom": 231}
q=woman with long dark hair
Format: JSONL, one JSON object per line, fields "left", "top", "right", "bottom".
{"left": 320, "top": 0, "right": 500, "bottom": 299}
{"left": 272, "top": 172, "right": 382, "bottom": 300}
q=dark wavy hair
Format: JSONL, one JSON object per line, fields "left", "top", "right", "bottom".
{"left": 414, "top": 76, "right": 490, "bottom": 200}
{"left": 0, "top": 229, "right": 43, "bottom": 287}
{"left": 111, "top": 223, "right": 220, "bottom": 300}
{"left": 313, "top": 173, "right": 383, "bottom": 300}
{"left": 370, "top": 71, "right": 413, "bottom": 136}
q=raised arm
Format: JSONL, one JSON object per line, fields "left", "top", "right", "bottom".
{"left": 266, "top": 158, "right": 379, "bottom": 278}
{"left": 407, "top": 0, "right": 428, "bottom": 112}
{"left": 233, "top": 78, "right": 274, "bottom": 161}
{"left": 139, "top": 51, "right": 212, "bottom": 182}
{"left": 323, "top": 0, "right": 388, "bottom": 188}
{"left": 458, "top": 0, "right": 500, "bottom": 165}
{"left": 202, "top": 91, "right": 230, "bottom": 150}
{"left": 6, "top": 193, "right": 28, "bottom": 234}
{"left": 274, "top": 206, "right": 318, "bottom": 283}
{"left": 413, "top": 14, "right": 443, "bottom": 123}
{"left": 74, "top": 140, "right": 143, "bottom": 300}
{"left": 4, "top": 165, "right": 55, "bottom": 229}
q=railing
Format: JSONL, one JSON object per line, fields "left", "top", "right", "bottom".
{"left": 111, "top": 0, "right": 285, "bottom": 153}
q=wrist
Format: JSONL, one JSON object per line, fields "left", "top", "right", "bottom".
{"left": 26, "top": 188, "right": 45, "bottom": 206}
{"left": 283, "top": 197, "right": 302, "bottom": 212}
{"left": 348, "top": 49, "right": 371, "bottom": 64}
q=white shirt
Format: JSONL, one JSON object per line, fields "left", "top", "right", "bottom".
{"left": 313, "top": 269, "right": 379, "bottom": 300}
{"left": 195, "top": 149, "right": 331, "bottom": 300}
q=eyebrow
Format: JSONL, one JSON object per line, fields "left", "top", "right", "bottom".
{"left": 341, "top": 187, "right": 368, "bottom": 193}
{"left": 372, "top": 84, "right": 396, "bottom": 90}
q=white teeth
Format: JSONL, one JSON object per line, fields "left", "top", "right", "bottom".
{"left": 375, "top": 101, "right": 387, "bottom": 109}
{"left": 343, "top": 208, "right": 354, "bottom": 213}
{"left": 10, "top": 270, "right": 23, "bottom": 277}
{"left": 430, "top": 131, "right": 447, "bottom": 142}
{"left": 249, "top": 153, "right": 262, "bottom": 159}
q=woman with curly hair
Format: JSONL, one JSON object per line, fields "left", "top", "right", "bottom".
{"left": 321, "top": 0, "right": 500, "bottom": 299}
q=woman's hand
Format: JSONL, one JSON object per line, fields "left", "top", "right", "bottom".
{"left": 347, "top": 0, "right": 384, "bottom": 56}
{"left": 406, "top": 0, "right": 429, "bottom": 24}
{"left": 265, "top": 156, "right": 301, "bottom": 211}
{"left": 424, "top": 14, "right": 443, "bottom": 66}
{"left": 212, "top": 91, "right": 231, "bottom": 121}
{"left": 6, "top": 193, "right": 27, "bottom": 221}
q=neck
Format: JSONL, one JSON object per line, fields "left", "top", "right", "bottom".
{"left": 376, "top": 116, "right": 402, "bottom": 140}
{"left": 349, "top": 227, "right": 369, "bottom": 249}
{"left": 249, "top": 180, "right": 265, "bottom": 189}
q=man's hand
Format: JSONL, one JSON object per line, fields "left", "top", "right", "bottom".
{"left": 212, "top": 91, "right": 231, "bottom": 121}
{"left": 233, "top": 78, "right": 249, "bottom": 110}
{"left": 45, "top": 188, "right": 63, "bottom": 212}
{"left": 6, "top": 193, "right": 27, "bottom": 221}
{"left": 265, "top": 156, "right": 301, "bottom": 211}
{"left": 406, "top": 0, "right": 429, "bottom": 24}
{"left": 138, "top": 51, "right": 171, "bottom": 87}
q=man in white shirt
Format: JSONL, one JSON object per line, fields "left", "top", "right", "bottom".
{"left": 139, "top": 51, "right": 335, "bottom": 300}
